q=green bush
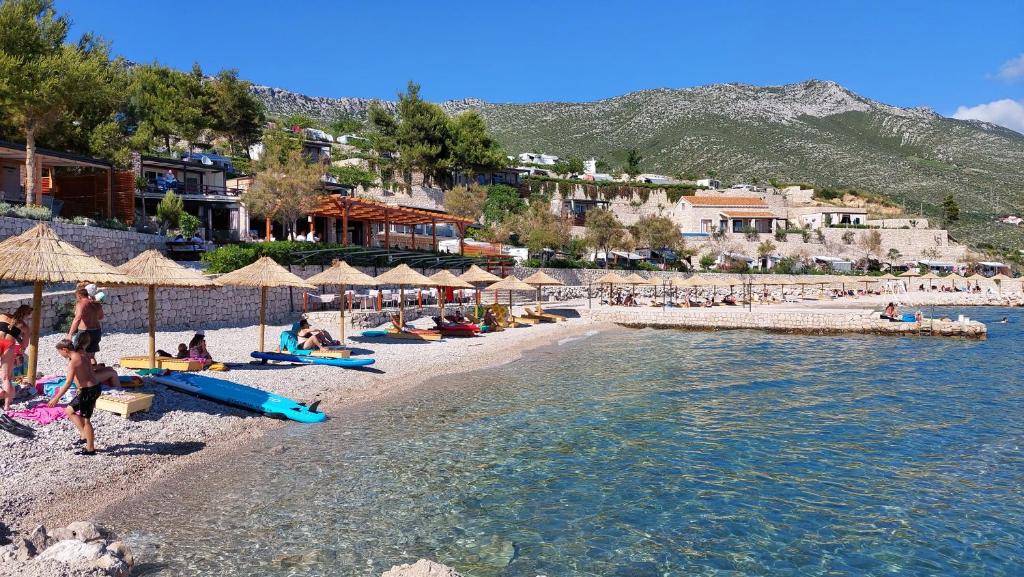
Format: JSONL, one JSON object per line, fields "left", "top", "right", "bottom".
{"left": 179, "top": 212, "right": 202, "bottom": 238}
{"left": 13, "top": 205, "right": 52, "bottom": 220}
{"left": 201, "top": 240, "right": 347, "bottom": 273}
{"left": 201, "top": 244, "right": 261, "bottom": 273}
{"left": 699, "top": 254, "right": 716, "bottom": 270}
{"left": 636, "top": 260, "right": 659, "bottom": 271}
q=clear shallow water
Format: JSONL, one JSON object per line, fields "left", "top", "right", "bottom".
{"left": 115, "top": 308, "right": 1024, "bottom": 577}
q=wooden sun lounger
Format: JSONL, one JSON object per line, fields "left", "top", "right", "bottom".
{"left": 510, "top": 315, "right": 541, "bottom": 326}
{"left": 523, "top": 311, "right": 566, "bottom": 323}
{"left": 386, "top": 329, "right": 443, "bottom": 342}
{"left": 119, "top": 356, "right": 206, "bottom": 371}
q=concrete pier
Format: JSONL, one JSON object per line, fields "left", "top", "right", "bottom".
{"left": 586, "top": 306, "right": 987, "bottom": 339}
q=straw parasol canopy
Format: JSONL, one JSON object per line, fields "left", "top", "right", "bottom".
{"left": 595, "top": 272, "right": 628, "bottom": 285}
{"left": 217, "top": 257, "right": 314, "bottom": 352}
{"left": 459, "top": 265, "right": 502, "bottom": 306}
{"left": 990, "top": 273, "right": 1013, "bottom": 281}
{"left": 878, "top": 273, "right": 899, "bottom": 280}
{"left": 118, "top": 250, "right": 218, "bottom": 368}
{"left": 919, "top": 272, "right": 941, "bottom": 280}
{"left": 307, "top": 261, "right": 378, "bottom": 346}
{"left": 430, "top": 270, "right": 473, "bottom": 319}
{"left": 375, "top": 264, "right": 435, "bottom": 327}
{"left": 0, "top": 223, "right": 142, "bottom": 379}
{"left": 672, "top": 275, "right": 704, "bottom": 288}
{"left": 623, "top": 273, "right": 656, "bottom": 286}
{"left": 523, "top": 270, "right": 564, "bottom": 314}
{"left": 966, "top": 273, "right": 986, "bottom": 281}
{"left": 459, "top": 265, "right": 501, "bottom": 284}
{"left": 486, "top": 275, "right": 536, "bottom": 312}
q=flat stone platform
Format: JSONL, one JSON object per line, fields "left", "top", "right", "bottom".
{"left": 586, "top": 305, "right": 987, "bottom": 339}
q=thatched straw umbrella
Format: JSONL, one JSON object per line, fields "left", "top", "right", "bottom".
{"left": 458, "top": 265, "right": 501, "bottom": 306}
{"left": 216, "top": 257, "right": 314, "bottom": 352}
{"left": 990, "top": 273, "right": 1014, "bottom": 295}
{"left": 595, "top": 272, "right": 627, "bottom": 304}
{"left": 117, "top": 250, "right": 218, "bottom": 368}
{"left": 485, "top": 275, "right": 536, "bottom": 315}
{"left": 429, "top": 270, "right": 473, "bottom": 319}
{"left": 0, "top": 223, "right": 141, "bottom": 379}
{"left": 306, "top": 261, "right": 377, "bottom": 346}
{"left": 523, "top": 270, "right": 564, "bottom": 315}
{"left": 374, "top": 264, "right": 434, "bottom": 328}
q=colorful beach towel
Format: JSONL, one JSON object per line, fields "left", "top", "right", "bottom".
{"left": 8, "top": 403, "right": 68, "bottom": 426}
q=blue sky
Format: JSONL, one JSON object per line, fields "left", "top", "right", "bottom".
{"left": 61, "top": 0, "right": 1024, "bottom": 131}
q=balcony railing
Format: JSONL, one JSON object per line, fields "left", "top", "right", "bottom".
{"left": 143, "top": 182, "right": 243, "bottom": 197}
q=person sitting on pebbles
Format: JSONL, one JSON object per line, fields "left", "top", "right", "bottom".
{"left": 187, "top": 331, "right": 214, "bottom": 366}
{"left": 296, "top": 319, "right": 337, "bottom": 350}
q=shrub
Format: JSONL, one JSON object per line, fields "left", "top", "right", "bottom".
{"left": 841, "top": 230, "right": 855, "bottom": 244}
{"left": 201, "top": 244, "right": 261, "bottom": 273}
{"left": 156, "top": 191, "right": 184, "bottom": 230}
{"left": 636, "top": 260, "right": 659, "bottom": 271}
{"left": 699, "top": 254, "right": 716, "bottom": 270}
{"left": 774, "top": 229, "right": 787, "bottom": 242}
{"left": 742, "top": 225, "right": 759, "bottom": 241}
{"left": 801, "top": 230, "right": 812, "bottom": 243}
{"left": 179, "top": 213, "right": 202, "bottom": 238}
{"left": 13, "top": 205, "right": 52, "bottom": 221}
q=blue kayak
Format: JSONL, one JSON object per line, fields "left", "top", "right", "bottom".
{"left": 151, "top": 373, "right": 326, "bottom": 423}
{"left": 250, "top": 351, "right": 375, "bottom": 368}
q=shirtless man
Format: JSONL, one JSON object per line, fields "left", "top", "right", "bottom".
{"left": 67, "top": 287, "right": 104, "bottom": 365}
{"left": 48, "top": 334, "right": 118, "bottom": 455}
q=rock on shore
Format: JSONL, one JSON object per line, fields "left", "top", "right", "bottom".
{"left": 0, "top": 521, "right": 133, "bottom": 577}
{"left": 382, "top": 559, "right": 463, "bottom": 577}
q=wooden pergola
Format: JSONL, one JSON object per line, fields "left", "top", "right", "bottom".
{"left": 301, "top": 195, "right": 476, "bottom": 252}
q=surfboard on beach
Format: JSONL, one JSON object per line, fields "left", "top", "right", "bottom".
{"left": 150, "top": 373, "right": 326, "bottom": 423}
{"left": 250, "top": 351, "right": 375, "bottom": 368}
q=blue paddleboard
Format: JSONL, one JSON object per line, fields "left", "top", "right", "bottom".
{"left": 151, "top": 373, "right": 326, "bottom": 423}
{"left": 361, "top": 330, "right": 388, "bottom": 337}
{"left": 250, "top": 351, "right": 375, "bottom": 368}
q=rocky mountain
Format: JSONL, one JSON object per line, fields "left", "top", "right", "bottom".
{"left": 253, "top": 80, "right": 1024, "bottom": 250}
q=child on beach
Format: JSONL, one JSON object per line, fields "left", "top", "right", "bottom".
{"left": 188, "top": 332, "right": 214, "bottom": 366}
{"left": 48, "top": 334, "right": 119, "bottom": 455}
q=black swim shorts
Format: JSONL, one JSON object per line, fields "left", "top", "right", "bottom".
{"left": 75, "top": 329, "right": 102, "bottom": 353}
{"left": 69, "top": 385, "right": 102, "bottom": 419}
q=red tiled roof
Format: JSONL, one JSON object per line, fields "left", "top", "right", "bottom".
{"left": 681, "top": 195, "right": 768, "bottom": 207}
{"left": 720, "top": 210, "right": 780, "bottom": 218}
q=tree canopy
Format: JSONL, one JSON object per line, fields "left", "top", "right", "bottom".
{"left": 243, "top": 136, "right": 325, "bottom": 237}
{"left": 584, "top": 208, "right": 626, "bottom": 268}
{"left": 443, "top": 183, "right": 487, "bottom": 222}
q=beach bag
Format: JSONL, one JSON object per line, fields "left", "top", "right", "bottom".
{"left": 279, "top": 330, "right": 299, "bottom": 353}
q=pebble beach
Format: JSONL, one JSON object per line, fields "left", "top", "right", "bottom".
{"left": 1, "top": 311, "right": 603, "bottom": 538}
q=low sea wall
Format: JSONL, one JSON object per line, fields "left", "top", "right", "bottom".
{"left": 586, "top": 306, "right": 987, "bottom": 339}
{"left": 0, "top": 216, "right": 165, "bottom": 265}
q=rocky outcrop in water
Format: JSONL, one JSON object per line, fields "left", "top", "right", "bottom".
{"left": 382, "top": 559, "right": 464, "bottom": 577}
{"left": 0, "top": 521, "right": 134, "bottom": 577}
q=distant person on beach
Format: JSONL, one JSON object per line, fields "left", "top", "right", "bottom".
{"left": 296, "top": 319, "right": 336, "bottom": 350}
{"left": 0, "top": 305, "right": 31, "bottom": 411}
{"left": 155, "top": 343, "right": 189, "bottom": 359}
{"left": 67, "top": 287, "right": 103, "bottom": 365}
{"left": 188, "top": 332, "right": 214, "bottom": 365}
{"left": 49, "top": 334, "right": 118, "bottom": 456}
{"left": 882, "top": 302, "right": 897, "bottom": 321}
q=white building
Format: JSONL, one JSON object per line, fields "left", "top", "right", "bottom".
{"left": 695, "top": 178, "right": 721, "bottom": 189}
{"left": 518, "top": 152, "right": 559, "bottom": 165}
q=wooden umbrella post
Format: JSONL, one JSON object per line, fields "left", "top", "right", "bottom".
{"left": 148, "top": 285, "right": 157, "bottom": 369}
{"left": 258, "top": 286, "right": 267, "bottom": 352}
{"left": 338, "top": 282, "right": 346, "bottom": 346}
{"left": 399, "top": 285, "right": 405, "bottom": 327}
{"left": 438, "top": 285, "right": 445, "bottom": 319}
{"left": 26, "top": 281, "right": 42, "bottom": 382}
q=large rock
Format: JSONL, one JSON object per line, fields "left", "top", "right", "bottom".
{"left": 36, "top": 539, "right": 105, "bottom": 563}
{"left": 382, "top": 559, "right": 463, "bottom": 577}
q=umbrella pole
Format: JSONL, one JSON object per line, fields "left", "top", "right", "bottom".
{"left": 26, "top": 281, "right": 42, "bottom": 383}
{"left": 399, "top": 285, "right": 405, "bottom": 327}
{"left": 338, "top": 283, "right": 346, "bottom": 347}
{"left": 148, "top": 285, "right": 157, "bottom": 369}
{"left": 439, "top": 286, "right": 445, "bottom": 319}
{"left": 258, "top": 286, "right": 267, "bottom": 353}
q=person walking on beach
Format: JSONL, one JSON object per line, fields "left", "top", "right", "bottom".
{"left": 67, "top": 287, "right": 103, "bottom": 365}
{"left": 48, "top": 334, "right": 118, "bottom": 455}
{"left": 0, "top": 305, "right": 31, "bottom": 411}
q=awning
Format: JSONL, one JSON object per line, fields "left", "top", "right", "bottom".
{"left": 723, "top": 252, "right": 755, "bottom": 263}
{"left": 720, "top": 210, "right": 780, "bottom": 218}
{"left": 312, "top": 195, "right": 476, "bottom": 226}
{"left": 978, "top": 261, "right": 1007, "bottom": 267}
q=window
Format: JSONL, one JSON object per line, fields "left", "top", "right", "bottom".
{"left": 700, "top": 219, "right": 713, "bottom": 233}
{"left": 732, "top": 220, "right": 745, "bottom": 233}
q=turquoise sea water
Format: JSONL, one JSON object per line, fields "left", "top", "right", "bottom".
{"left": 116, "top": 308, "right": 1024, "bottom": 577}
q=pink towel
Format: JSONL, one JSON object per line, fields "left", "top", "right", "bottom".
{"left": 7, "top": 404, "right": 68, "bottom": 426}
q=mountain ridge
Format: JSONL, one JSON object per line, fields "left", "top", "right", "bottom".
{"left": 252, "top": 79, "right": 1024, "bottom": 251}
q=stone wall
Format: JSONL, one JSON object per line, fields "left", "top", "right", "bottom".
{"left": 586, "top": 306, "right": 987, "bottom": 338}
{"left": 0, "top": 217, "right": 166, "bottom": 265}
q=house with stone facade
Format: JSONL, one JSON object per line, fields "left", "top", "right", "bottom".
{"left": 675, "top": 195, "right": 786, "bottom": 235}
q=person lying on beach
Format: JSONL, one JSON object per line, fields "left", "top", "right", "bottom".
{"left": 296, "top": 319, "right": 337, "bottom": 350}
{"left": 49, "top": 334, "right": 119, "bottom": 456}
{"left": 0, "top": 305, "right": 31, "bottom": 412}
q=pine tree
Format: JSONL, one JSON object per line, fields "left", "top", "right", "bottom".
{"left": 941, "top": 194, "right": 960, "bottom": 226}
{"left": 447, "top": 111, "right": 506, "bottom": 175}
{"left": 0, "top": 0, "right": 120, "bottom": 203}
{"left": 208, "top": 69, "right": 265, "bottom": 157}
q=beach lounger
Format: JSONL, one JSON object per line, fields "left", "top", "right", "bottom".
{"left": 119, "top": 356, "right": 206, "bottom": 371}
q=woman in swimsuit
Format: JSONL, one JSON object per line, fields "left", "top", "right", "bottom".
{"left": 296, "top": 319, "right": 335, "bottom": 350}
{"left": 0, "top": 305, "right": 32, "bottom": 411}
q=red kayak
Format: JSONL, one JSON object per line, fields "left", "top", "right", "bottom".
{"left": 434, "top": 320, "right": 480, "bottom": 337}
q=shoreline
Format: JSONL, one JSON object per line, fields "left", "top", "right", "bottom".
{"left": 3, "top": 315, "right": 610, "bottom": 536}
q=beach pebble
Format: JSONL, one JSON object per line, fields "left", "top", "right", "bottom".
{"left": 36, "top": 539, "right": 105, "bottom": 563}
{"left": 382, "top": 559, "right": 464, "bottom": 577}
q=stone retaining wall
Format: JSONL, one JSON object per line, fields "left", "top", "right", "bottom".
{"left": 586, "top": 307, "right": 987, "bottom": 338}
{"left": 0, "top": 217, "right": 166, "bottom": 265}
